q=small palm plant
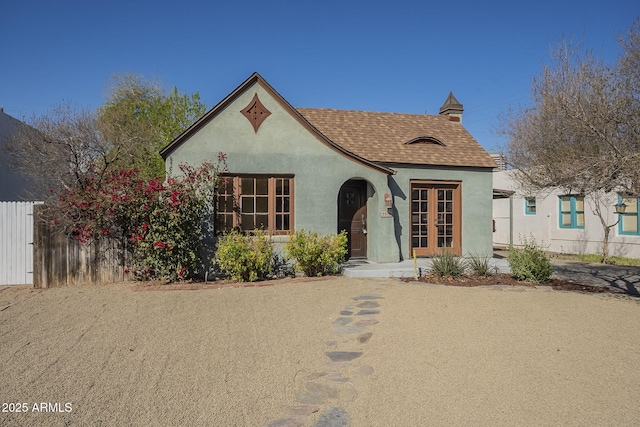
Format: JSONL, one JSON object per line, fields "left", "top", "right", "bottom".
{"left": 430, "top": 251, "right": 466, "bottom": 277}
{"left": 466, "top": 252, "right": 495, "bottom": 276}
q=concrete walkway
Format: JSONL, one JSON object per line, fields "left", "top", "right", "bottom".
{"left": 341, "top": 256, "right": 510, "bottom": 279}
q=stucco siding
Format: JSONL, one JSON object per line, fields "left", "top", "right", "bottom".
{"left": 390, "top": 166, "right": 494, "bottom": 260}
{"left": 164, "top": 79, "right": 494, "bottom": 263}
{"left": 165, "top": 83, "right": 399, "bottom": 262}
{"left": 493, "top": 170, "right": 640, "bottom": 258}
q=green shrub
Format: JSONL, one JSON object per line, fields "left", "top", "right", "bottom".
{"left": 466, "top": 252, "right": 495, "bottom": 276}
{"left": 285, "top": 230, "right": 348, "bottom": 277}
{"left": 59, "top": 161, "right": 224, "bottom": 281}
{"left": 214, "top": 230, "right": 274, "bottom": 282}
{"left": 508, "top": 237, "right": 553, "bottom": 283}
{"left": 430, "top": 251, "right": 466, "bottom": 277}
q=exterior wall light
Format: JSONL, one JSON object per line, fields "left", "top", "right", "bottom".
{"left": 614, "top": 202, "right": 627, "bottom": 214}
{"left": 384, "top": 193, "right": 393, "bottom": 209}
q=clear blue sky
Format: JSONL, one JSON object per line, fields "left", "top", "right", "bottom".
{"left": 1, "top": 0, "right": 637, "bottom": 151}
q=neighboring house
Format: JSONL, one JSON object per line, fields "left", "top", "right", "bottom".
{"left": 161, "top": 73, "right": 496, "bottom": 263}
{"left": 487, "top": 150, "right": 507, "bottom": 171}
{"left": 0, "top": 108, "right": 34, "bottom": 201}
{"left": 493, "top": 169, "right": 640, "bottom": 258}
{"left": 0, "top": 108, "right": 41, "bottom": 285}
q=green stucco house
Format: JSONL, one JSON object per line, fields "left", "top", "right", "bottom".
{"left": 160, "top": 73, "right": 496, "bottom": 263}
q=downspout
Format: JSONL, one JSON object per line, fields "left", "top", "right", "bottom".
{"left": 509, "top": 195, "right": 514, "bottom": 246}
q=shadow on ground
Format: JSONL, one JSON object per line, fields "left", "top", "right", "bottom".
{"left": 553, "top": 262, "right": 640, "bottom": 297}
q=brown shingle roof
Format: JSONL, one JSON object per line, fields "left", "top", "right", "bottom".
{"left": 296, "top": 108, "right": 497, "bottom": 169}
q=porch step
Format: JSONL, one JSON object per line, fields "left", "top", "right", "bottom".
{"left": 341, "top": 258, "right": 511, "bottom": 278}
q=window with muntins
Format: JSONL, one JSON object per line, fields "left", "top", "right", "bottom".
{"left": 619, "top": 196, "right": 639, "bottom": 235}
{"left": 559, "top": 195, "right": 584, "bottom": 229}
{"left": 215, "top": 175, "right": 293, "bottom": 234}
{"left": 525, "top": 197, "right": 536, "bottom": 215}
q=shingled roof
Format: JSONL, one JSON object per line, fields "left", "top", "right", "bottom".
{"left": 161, "top": 72, "right": 497, "bottom": 171}
{"left": 296, "top": 108, "right": 496, "bottom": 169}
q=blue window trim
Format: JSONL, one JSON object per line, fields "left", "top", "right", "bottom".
{"left": 618, "top": 195, "right": 639, "bottom": 236}
{"left": 558, "top": 195, "right": 584, "bottom": 229}
{"left": 525, "top": 197, "right": 536, "bottom": 215}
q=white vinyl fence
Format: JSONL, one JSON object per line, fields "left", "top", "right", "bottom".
{"left": 0, "top": 201, "right": 41, "bottom": 285}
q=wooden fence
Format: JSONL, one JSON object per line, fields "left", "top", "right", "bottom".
{"left": 33, "top": 204, "right": 127, "bottom": 288}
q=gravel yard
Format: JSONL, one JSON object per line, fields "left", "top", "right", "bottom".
{"left": 1, "top": 278, "right": 639, "bottom": 426}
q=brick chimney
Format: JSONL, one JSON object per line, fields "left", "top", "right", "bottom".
{"left": 439, "top": 92, "right": 463, "bottom": 123}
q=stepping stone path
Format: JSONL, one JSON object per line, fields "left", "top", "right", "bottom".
{"left": 333, "top": 317, "right": 353, "bottom": 326}
{"left": 351, "top": 295, "right": 383, "bottom": 301}
{"left": 357, "top": 332, "right": 373, "bottom": 344}
{"left": 329, "top": 373, "right": 348, "bottom": 382}
{"left": 353, "top": 365, "right": 374, "bottom": 376}
{"left": 312, "top": 407, "right": 350, "bottom": 427}
{"left": 332, "top": 325, "right": 364, "bottom": 335}
{"left": 354, "top": 319, "right": 378, "bottom": 327}
{"left": 265, "top": 289, "right": 383, "bottom": 427}
{"left": 325, "top": 351, "right": 363, "bottom": 362}
{"left": 355, "top": 309, "right": 379, "bottom": 316}
{"left": 266, "top": 418, "right": 304, "bottom": 427}
{"left": 297, "top": 382, "right": 339, "bottom": 404}
{"left": 356, "top": 301, "right": 379, "bottom": 308}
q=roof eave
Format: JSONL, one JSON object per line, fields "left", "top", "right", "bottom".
{"left": 377, "top": 161, "right": 497, "bottom": 170}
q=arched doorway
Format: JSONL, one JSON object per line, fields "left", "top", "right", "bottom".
{"left": 338, "top": 180, "right": 368, "bottom": 259}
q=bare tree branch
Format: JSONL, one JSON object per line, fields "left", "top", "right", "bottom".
{"left": 498, "top": 21, "right": 640, "bottom": 262}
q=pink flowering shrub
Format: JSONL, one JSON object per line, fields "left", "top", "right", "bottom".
{"left": 55, "top": 155, "right": 226, "bottom": 281}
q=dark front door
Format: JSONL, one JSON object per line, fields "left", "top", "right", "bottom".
{"left": 338, "top": 181, "right": 367, "bottom": 259}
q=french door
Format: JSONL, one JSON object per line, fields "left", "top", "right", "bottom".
{"left": 410, "top": 181, "right": 461, "bottom": 256}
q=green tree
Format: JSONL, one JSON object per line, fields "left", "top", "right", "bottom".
{"left": 98, "top": 73, "right": 207, "bottom": 179}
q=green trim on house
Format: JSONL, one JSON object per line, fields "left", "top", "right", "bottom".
{"left": 525, "top": 197, "right": 536, "bottom": 215}
{"left": 558, "top": 195, "right": 585, "bottom": 229}
{"left": 618, "top": 194, "right": 640, "bottom": 236}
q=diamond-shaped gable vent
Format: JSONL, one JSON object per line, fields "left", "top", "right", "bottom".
{"left": 241, "top": 93, "right": 271, "bottom": 132}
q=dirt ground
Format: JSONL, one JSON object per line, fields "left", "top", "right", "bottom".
{"left": 1, "top": 278, "right": 640, "bottom": 426}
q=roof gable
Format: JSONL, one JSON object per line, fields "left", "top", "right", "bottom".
{"left": 160, "top": 73, "right": 394, "bottom": 175}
